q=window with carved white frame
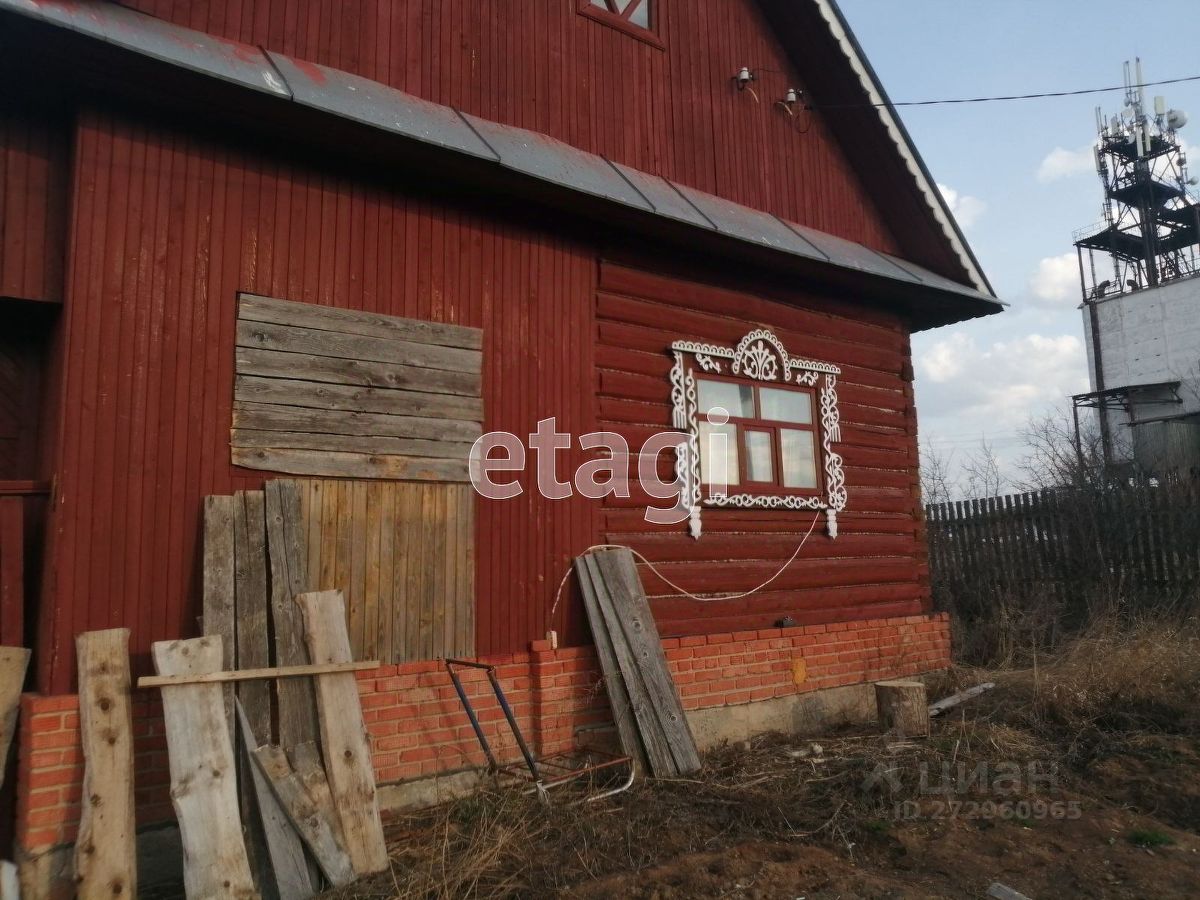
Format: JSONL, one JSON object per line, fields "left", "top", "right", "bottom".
{"left": 669, "top": 329, "right": 847, "bottom": 539}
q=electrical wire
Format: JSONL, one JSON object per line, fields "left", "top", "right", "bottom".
{"left": 547, "top": 508, "right": 823, "bottom": 627}
{"left": 818, "top": 73, "right": 1200, "bottom": 110}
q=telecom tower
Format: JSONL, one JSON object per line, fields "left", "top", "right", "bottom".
{"left": 1073, "top": 60, "right": 1200, "bottom": 475}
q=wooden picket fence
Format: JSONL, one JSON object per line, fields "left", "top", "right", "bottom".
{"left": 926, "top": 482, "right": 1200, "bottom": 617}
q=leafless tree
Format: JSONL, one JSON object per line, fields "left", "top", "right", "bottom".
{"left": 919, "top": 441, "right": 955, "bottom": 506}
{"left": 961, "top": 437, "right": 1007, "bottom": 499}
{"left": 1015, "top": 403, "right": 1106, "bottom": 491}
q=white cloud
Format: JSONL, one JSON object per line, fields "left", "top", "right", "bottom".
{"left": 915, "top": 332, "right": 1087, "bottom": 435}
{"left": 1029, "top": 252, "right": 1080, "bottom": 305}
{"left": 936, "top": 182, "right": 986, "bottom": 229}
{"left": 1036, "top": 144, "right": 1096, "bottom": 182}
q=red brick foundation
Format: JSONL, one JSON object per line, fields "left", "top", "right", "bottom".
{"left": 14, "top": 612, "right": 949, "bottom": 859}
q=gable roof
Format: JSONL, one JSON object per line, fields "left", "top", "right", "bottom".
{"left": 759, "top": 0, "right": 994, "bottom": 296}
{"left": 813, "top": 0, "right": 993, "bottom": 296}
{"left": 0, "top": 0, "right": 1002, "bottom": 327}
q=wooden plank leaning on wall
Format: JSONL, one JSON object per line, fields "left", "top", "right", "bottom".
{"left": 74, "top": 629, "right": 136, "bottom": 900}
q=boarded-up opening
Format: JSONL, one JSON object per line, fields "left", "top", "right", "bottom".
{"left": 231, "top": 294, "right": 483, "bottom": 480}
{"left": 294, "top": 479, "right": 474, "bottom": 662}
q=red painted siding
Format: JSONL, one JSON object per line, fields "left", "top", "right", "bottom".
{"left": 0, "top": 102, "right": 69, "bottom": 304}
{"left": 37, "top": 100, "right": 931, "bottom": 693}
{"left": 121, "top": 0, "right": 901, "bottom": 254}
{"left": 593, "top": 261, "right": 928, "bottom": 636}
{"left": 39, "top": 108, "right": 600, "bottom": 691}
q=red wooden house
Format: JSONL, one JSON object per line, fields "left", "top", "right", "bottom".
{"left": 0, "top": 0, "right": 1000, "bottom": 882}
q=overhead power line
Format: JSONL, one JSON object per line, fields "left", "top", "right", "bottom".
{"left": 820, "top": 73, "right": 1200, "bottom": 109}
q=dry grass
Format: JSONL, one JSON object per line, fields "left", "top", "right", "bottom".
{"left": 953, "top": 618, "right": 1200, "bottom": 758}
{"left": 326, "top": 618, "right": 1200, "bottom": 899}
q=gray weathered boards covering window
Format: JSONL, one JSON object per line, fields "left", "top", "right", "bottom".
{"left": 231, "top": 294, "right": 483, "bottom": 480}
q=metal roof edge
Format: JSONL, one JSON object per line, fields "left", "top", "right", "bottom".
{"left": 812, "top": 0, "right": 995, "bottom": 298}
{"left": 0, "top": 0, "right": 291, "bottom": 97}
{"left": 2, "top": 0, "right": 1005, "bottom": 322}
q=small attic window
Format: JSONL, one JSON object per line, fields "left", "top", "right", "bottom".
{"left": 579, "top": 0, "right": 663, "bottom": 48}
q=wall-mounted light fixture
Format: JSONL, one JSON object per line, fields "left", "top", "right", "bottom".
{"left": 733, "top": 66, "right": 755, "bottom": 90}
{"left": 776, "top": 87, "right": 803, "bottom": 116}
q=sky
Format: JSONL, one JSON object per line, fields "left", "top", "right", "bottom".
{"left": 837, "top": 1, "right": 1200, "bottom": 490}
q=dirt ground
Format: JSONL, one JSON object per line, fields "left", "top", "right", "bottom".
{"left": 375, "top": 732, "right": 1200, "bottom": 900}
{"left": 568, "top": 794, "right": 1200, "bottom": 899}
{"left": 329, "top": 633, "right": 1200, "bottom": 899}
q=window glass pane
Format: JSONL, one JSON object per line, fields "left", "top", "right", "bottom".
{"left": 697, "top": 379, "right": 754, "bottom": 419}
{"left": 745, "top": 430, "right": 774, "bottom": 482}
{"left": 758, "top": 387, "right": 812, "bottom": 424}
{"left": 780, "top": 428, "right": 818, "bottom": 489}
{"left": 626, "top": 0, "right": 650, "bottom": 27}
{"left": 590, "top": 0, "right": 610, "bottom": 8}
{"left": 698, "top": 422, "right": 739, "bottom": 486}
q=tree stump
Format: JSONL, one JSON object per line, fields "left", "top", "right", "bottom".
{"left": 875, "top": 680, "right": 929, "bottom": 737}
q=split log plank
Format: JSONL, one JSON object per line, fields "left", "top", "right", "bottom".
{"left": 297, "top": 591, "right": 388, "bottom": 875}
{"left": 202, "top": 495, "right": 237, "bottom": 736}
{"left": 252, "top": 745, "right": 355, "bottom": 887}
{"left": 237, "top": 293, "right": 483, "bottom": 351}
{"left": 574, "top": 557, "right": 648, "bottom": 775}
{"left": 234, "top": 490, "right": 272, "bottom": 745}
{"left": 265, "top": 480, "right": 319, "bottom": 753}
{"left": 74, "top": 630, "right": 136, "bottom": 900}
{"left": 235, "top": 701, "right": 313, "bottom": 900}
{"left": 136, "top": 660, "right": 380, "bottom": 689}
{"left": 0, "top": 646, "right": 30, "bottom": 790}
{"left": 928, "top": 682, "right": 996, "bottom": 717}
{"left": 151, "top": 637, "right": 255, "bottom": 899}
{"left": 289, "top": 742, "right": 346, "bottom": 848}
{"left": 594, "top": 549, "right": 701, "bottom": 774}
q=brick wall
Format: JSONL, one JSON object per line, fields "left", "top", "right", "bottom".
{"left": 14, "top": 612, "right": 949, "bottom": 858}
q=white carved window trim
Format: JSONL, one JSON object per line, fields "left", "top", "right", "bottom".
{"left": 669, "top": 329, "right": 847, "bottom": 539}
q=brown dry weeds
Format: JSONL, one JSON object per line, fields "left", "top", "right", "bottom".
{"left": 325, "top": 620, "right": 1200, "bottom": 899}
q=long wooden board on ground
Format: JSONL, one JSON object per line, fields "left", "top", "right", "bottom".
{"left": 264, "top": 480, "right": 319, "bottom": 754}
{"left": 297, "top": 590, "right": 388, "bottom": 876}
{"left": 74, "top": 630, "right": 136, "bottom": 900}
{"left": 0, "top": 646, "right": 30, "bottom": 790}
{"left": 575, "top": 549, "right": 701, "bottom": 778}
{"left": 151, "top": 636, "right": 256, "bottom": 899}
{"left": 251, "top": 744, "right": 355, "bottom": 887}
{"left": 236, "top": 701, "right": 313, "bottom": 900}
{"left": 928, "top": 682, "right": 996, "bottom": 717}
